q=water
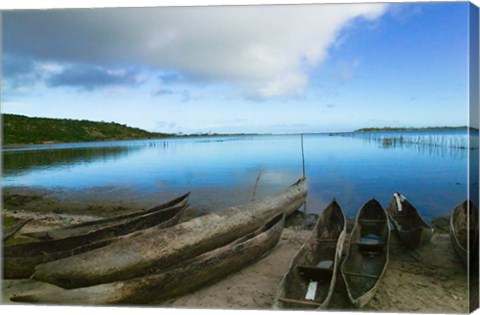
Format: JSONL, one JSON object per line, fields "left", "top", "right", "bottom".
{"left": 2, "top": 131, "right": 476, "bottom": 219}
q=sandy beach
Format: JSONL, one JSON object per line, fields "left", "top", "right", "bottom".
{"left": 2, "top": 206, "right": 469, "bottom": 313}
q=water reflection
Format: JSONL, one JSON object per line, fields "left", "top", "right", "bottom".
{"left": 3, "top": 145, "right": 142, "bottom": 177}
{"left": 1, "top": 134, "right": 470, "bottom": 218}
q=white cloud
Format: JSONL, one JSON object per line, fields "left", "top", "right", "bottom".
{"left": 4, "top": 4, "right": 387, "bottom": 98}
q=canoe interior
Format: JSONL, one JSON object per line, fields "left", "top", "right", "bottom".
{"left": 450, "top": 200, "right": 479, "bottom": 264}
{"left": 23, "top": 192, "right": 190, "bottom": 240}
{"left": 342, "top": 199, "right": 390, "bottom": 308}
{"left": 386, "top": 193, "right": 433, "bottom": 249}
{"left": 276, "top": 200, "right": 346, "bottom": 309}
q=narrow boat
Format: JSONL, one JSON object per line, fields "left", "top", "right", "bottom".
{"left": 386, "top": 192, "right": 433, "bottom": 249}
{"left": 12, "top": 214, "right": 285, "bottom": 305}
{"left": 3, "top": 218, "right": 32, "bottom": 242}
{"left": 274, "top": 200, "right": 346, "bottom": 309}
{"left": 33, "top": 178, "right": 307, "bottom": 289}
{"left": 4, "top": 203, "right": 187, "bottom": 279}
{"left": 341, "top": 199, "right": 390, "bottom": 308}
{"left": 23, "top": 192, "right": 190, "bottom": 240}
{"left": 450, "top": 200, "right": 479, "bottom": 265}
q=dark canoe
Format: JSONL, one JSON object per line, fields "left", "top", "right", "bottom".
{"left": 274, "top": 200, "right": 346, "bottom": 310}
{"left": 4, "top": 203, "right": 187, "bottom": 279}
{"left": 386, "top": 192, "right": 433, "bottom": 249}
{"left": 450, "top": 200, "right": 479, "bottom": 266}
{"left": 23, "top": 192, "right": 190, "bottom": 240}
{"left": 33, "top": 178, "right": 307, "bottom": 289}
{"left": 12, "top": 214, "right": 285, "bottom": 305}
{"left": 3, "top": 218, "right": 32, "bottom": 242}
{"left": 341, "top": 199, "right": 390, "bottom": 308}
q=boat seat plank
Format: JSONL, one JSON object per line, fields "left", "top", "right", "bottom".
{"left": 359, "top": 219, "right": 386, "bottom": 223}
{"left": 353, "top": 242, "right": 385, "bottom": 253}
{"left": 315, "top": 238, "right": 338, "bottom": 242}
{"left": 343, "top": 271, "right": 379, "bottom": 279}
{"left": 277, "top": 297, "right": 322, "bottom": 307}
{"left": 297, "top": 265, "right": 333, "bottom": 281}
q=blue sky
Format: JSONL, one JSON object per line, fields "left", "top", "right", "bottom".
{"left": 1, "top": 2, "right": 474, "bottom": 134}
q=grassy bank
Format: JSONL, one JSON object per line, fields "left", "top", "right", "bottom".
{"left": 2, "top": 114, "right": 173, "bottom": 145}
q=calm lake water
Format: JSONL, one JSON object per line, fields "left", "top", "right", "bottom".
{"left": 2, "top": 131, "right": 478, "bottom": 219}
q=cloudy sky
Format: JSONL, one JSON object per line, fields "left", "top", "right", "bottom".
{"left": 1, "top": 2, "right": 474, "bottom": 134}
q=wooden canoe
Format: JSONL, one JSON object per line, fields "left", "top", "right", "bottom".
{"left": 11, "top": 214, "right": 285, "bottom": 305}
{"left": 23, "top": 192, "right": 190, "bottom": 240}
{"left": 341, "top": 199, "right": 390, "bottom": 308}
{"left": 386, "top": 192, "right": 433, "bottom": 249}
{"left": 4, "top": 203, "right": 187, "bottom": 279}
{"left": 33, "top": 178, "right": 307, "bottom": 289}
{"left": 450, "top": 200, "right": 479, "bottom": 265}
{"left": 3, "top": 218, "right": 32, "bottom": 242}
{"left": 274, "top": 200, "right": 346, "bottom": 310}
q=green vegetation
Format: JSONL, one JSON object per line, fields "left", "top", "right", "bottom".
{"left": 3, "top": 114, "right": 174, "bottom": 145}
{"left": 354, "top": 126, "right": 473, "bottom": 132}
{"left": 3, "top": 215, "right": 16, "bottom": 226}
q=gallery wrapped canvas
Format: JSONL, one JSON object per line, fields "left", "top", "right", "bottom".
{"left": 1, "top": 0, "right": 479, "bottom": 313}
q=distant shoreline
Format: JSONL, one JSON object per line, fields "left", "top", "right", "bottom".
{"left": 353, "top": 126, "right": 475, "bottom": 132}
{"left": 2, "top": 113, "right": 475, "bottom": 146}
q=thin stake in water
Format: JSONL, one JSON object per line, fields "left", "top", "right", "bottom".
{"left": 251, "top": 168, "right": 263, "bottom": 201}
{"left": 300, "top": 134, "right": 307, "bottom": 223}
{"left": 301, "top": 133, "right": 305, "bottom": 178}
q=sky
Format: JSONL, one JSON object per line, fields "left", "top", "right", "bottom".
{"left": 1, "top": 2, "right": 475, "bottom": 134}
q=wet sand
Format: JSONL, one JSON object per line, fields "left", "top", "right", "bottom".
{"left": 2, "top": 206, "right": 469, "bottom": 313}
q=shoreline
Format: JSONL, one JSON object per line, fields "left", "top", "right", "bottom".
{"left": 2, "top": 206, "right": 468, "bottom": 312}
{"left": 3, "top": 125, "right": 474, "bottom": 148}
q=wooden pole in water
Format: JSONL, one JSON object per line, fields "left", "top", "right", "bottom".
{"left": 251, "top": 168, "right": 263, "bottom": 201}
{"left": 301, "top": 133, "right": 305, "bottom": 178}
{"left": 300, "top": 134, "right": 307, "bottom": 223}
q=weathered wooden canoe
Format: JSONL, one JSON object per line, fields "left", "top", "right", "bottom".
{"left": 4, "top": 203, "right": 187, "bottom": 279}
{"left": 33, "top": 178, "right": 307, "bottom": 289}
{"left": 3, "top": 218, "right": 32, "bottom": 242}
{"left": 274, "top": 200, "right": 346, "bottom": 310}
{"left": 386, "top": 192, "right": 433, "bottom": 249}
{"left": 341, "top": 199, "right": 390, "bottom": 308}
{"left": 450, "top": 200, "right": 479, "bottom": 265}
{"left": 12, "top": 214, "right": 285, "bottom": 305}
{"left": 23, "top": 192, "right": 190, "bottom": 240}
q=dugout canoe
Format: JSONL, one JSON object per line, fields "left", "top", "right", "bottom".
{"left": 23, "top": 192, "right": 190, "bottom": 240}
{"left": 33, "top": 178, "right": 307, "bottom": 289}
{"left": 12, "top": 213, "right": 285, "bottom": 305}
{"left": 386, "top": 192, "right": 433, "bottom": 249}
{"left": 3, "top": 218, "right": 32, "bottom": 242}
{"left": 450, "top": 200, "right": 479, "bottom": 265}
{"left": 4, "top": 203, "right": 187, "bottom": 279}
{"left": 274, "top": 200, "right": 346, "bottom": 309}
{"left": 341, "top": 199, "right": 390, "bottom": 308}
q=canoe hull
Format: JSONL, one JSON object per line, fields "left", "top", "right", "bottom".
{"left": 4, "top": 203, "right": 187, "bottom": 279}
{"left": 3, "top": 219, "right": 32, "bottom": 242}
{"left": 274, "top": 200, "right": 346, "bottom": 310}
{"left": 23, "top": 192, "right": 190, "bottom": 240}
{"left": 386, "top": 193, "right": 433, "bottom": 249}
{"left": 341, "top": 199, "right": 390, "bottom": 308}
{"left": 450, "top": 200, "right": 479, "bottom": 266}
{"left": 33, "top": 178, "right": 307, "bottom": 289}
{"left": 12, "top": 214, "right": 285, "bottom": 305}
